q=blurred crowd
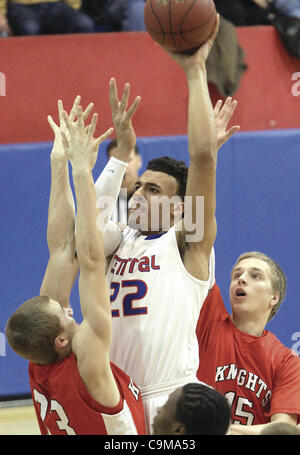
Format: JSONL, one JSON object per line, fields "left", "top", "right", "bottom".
{"left": 0, "top": 0, "right": 146, "bottom": 37}
{"left": 0, "top": 0, "right": 299, "bottom": 38}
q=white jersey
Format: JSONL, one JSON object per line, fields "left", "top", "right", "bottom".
{"left": 108, "top": 225, "right": 215, "bottom": 389}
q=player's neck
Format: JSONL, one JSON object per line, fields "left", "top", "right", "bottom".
{"left": 139, "top": 228, "right": 168, "bottom": 237}
{"left": 231, "top": 314, "right": 266, "bottom": 337}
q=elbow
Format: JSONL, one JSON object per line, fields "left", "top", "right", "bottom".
{"left": 75, "top": 245, "right": 106, "bottom": 271}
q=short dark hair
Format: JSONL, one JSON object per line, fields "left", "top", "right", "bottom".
{"left": 5, "top": 296, "right": 61, "bottom": 365}
{"left": 106, "top": 139, "right": 140, "bottom": 157}
{"left": 146, "top": 156, "right": 188, "bottom": 198}
{"left": 176, "top": 383, "right": 231, "bottom": 435}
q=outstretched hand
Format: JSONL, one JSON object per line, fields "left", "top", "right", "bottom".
{"left": 214, "top": 97, "right": 240, "bottom": 150}
{"left": 48, "top": 96, "right": 95, "bottom": 160}
{"left": 62, "top": 105, "right": 113, "bottom": 172}
{"left": 109, "top": 77, "right": 141, "bottom": 161}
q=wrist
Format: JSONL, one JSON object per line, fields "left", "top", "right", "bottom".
{"left": 113, "top": 144, "right": 135, "bottom": 163}
{"left": 72, "top": 167, "right": 93, "bottom": 179}
{"left": 185, "top": 63, "right": 207, "bottom": 81}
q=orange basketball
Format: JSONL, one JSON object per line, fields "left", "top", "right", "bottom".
{"left": 144, "top": 0, "right": 217, "bottom": 54}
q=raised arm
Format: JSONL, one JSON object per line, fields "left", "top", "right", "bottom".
{"left": 94, "top": 79, "right": 141, "bottom": 243}
{"left": 62, "top": 106, "right": 120, "bottom": 407}
{"left": 167, "top": 17, "right": 221, "bottom": 281}
{"left": 40, "top": 99, "right": 79, "bottom": 310}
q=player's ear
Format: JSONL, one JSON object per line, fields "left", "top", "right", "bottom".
{"left": 54, "top": 335, "right": 69, "bottom": 350}
{"left": 137, "top": 154, "right": 142, "bottom": 170}
{"left": 172, "top": 199, "right": 184, "bottom": 222}
{"left": 270, "top": 292, "right": 279, "bottom": 308}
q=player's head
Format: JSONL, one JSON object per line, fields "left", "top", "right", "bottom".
{"left": 128, "top": 156, "right": 188, "bottom": 234}
{"left": 5, "top": 296, "right": 77, "bottom": 365}
{"left": 106, "top": 139, "right": 142, "bottom": 193}
{"left": 152, "top": 383, "right": 231, "bottom": 435}
{"left": 230, "top": 252, "right": 286, "bottom": 324}
{"left": 259, "top": 422, "right": 300, "bottom": 435}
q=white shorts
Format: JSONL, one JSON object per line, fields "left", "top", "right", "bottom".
{"left": 140, "top": 376, "right": 201, "bottom": 434}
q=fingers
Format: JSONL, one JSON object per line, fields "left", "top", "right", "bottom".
{"left": 227, "top": 125, "right": 240, "bottom": 138}
{"left": 210, "top": 13, "right": 220, "bottom": 43}
{"left": 110, "top": 77, "right": 140, "bottom": 121}
{"left": 125, "top": 95, "right": 141, "bottom": 123}
{"left": 62, "top": 110, "right": 73, "bottom": 135}
{"left": 82, "top": 102, "right": 94, "bottom": 121}
{"left": 221, "top": 99, "right": 238, "bottom": 124}
{"left": 57, "top": 99, "right": 65, "bottom": 128}
{"left": 69, "top": 95, "right": 81, "bottom": 122}
{"left": 95, "top": 126, "right": 114, "bottom": 146}
{"left": 109, "top": 77, "right": 119, "bottom": 115}
{"left": 213, "top": 100, "right": 222, "bottom": 117}
{"left": 77, "top": 106, "right": 85, "bottom": 133}
{"left": 216, "top": 97, "right": 238, "bottom": 122}
{"left": 47, "top": 114, "right": 58, "bottom": 132}
{"left": 86, "top": 112, "right": 99, "bottom": 142}
{"left": 119, "top": 82, "right": 130, "bottom": 115}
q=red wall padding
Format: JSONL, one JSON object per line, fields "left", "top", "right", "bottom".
{"left": 0, "top": 26, "right": 299, "bottom": 144}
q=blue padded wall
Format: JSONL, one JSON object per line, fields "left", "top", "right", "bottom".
{"left": 1, "top": 130, "right": 300, "bottom": 396}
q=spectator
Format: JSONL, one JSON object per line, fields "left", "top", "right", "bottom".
{"left": 0, "top": 0, "right": 94, "bottom": 36}
{"left": 214, "top": 0, "right": 271, "bottom": 26}
{"left": 273, "top": 0, "right": 300, "bottom": 19}
{"left": 81, "top": 0, "right": 146, "bottom": 32}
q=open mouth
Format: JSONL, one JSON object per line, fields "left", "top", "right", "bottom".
{"left": 235, "top": 288, "right": 247, "bottom": 298}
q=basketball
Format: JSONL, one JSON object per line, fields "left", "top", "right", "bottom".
{"left": 144, "top": 0, "right": 217, "bottom": 54}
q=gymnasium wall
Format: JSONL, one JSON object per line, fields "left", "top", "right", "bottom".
{"left": 1, "top": 129, "right": 300, "bottom": 396}
{"left": 1, "top": 26, "right": 300, "bottom": 397}
{"left": 0, "top": 26, "right": 299, "bottom": 144}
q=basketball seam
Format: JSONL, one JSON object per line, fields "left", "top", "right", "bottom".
{"left": 146, "top": 15, "right": 215, "bottom": 35}
{"left": 149, "top": 0, "right": 166, "bottom": 46}
{"left": 169, "top": 0, "right": 180, "bottom": 52}
{"left": 181, "top": 7, "right": 216, "bottom": 44}
{"left": 177, "top": 0, "right": 198, "bottom": 50}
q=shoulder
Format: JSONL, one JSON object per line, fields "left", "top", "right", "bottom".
{"left": 265, "top": 332, "right": 300, "bottom": 367}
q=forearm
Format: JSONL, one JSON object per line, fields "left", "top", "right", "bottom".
{"left": 73, "top": 168, "right": 105, "bottom": 267}
{"left": 94, "top": 156, "right": 128, "bottom": 230}
{"left": 47, "top": 155, "right": 75, "bottom": 253}
{"left": 186, "top": 65, "right": 217, "bottom": 162}
{"left": 229, "top": 414, "right": 298, "bottom": 435}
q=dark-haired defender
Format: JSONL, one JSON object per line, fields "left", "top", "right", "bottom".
{"left": 153, "top": 383, "right": 231, "bottom": 435}
{"left": 5, "top": 98, "right": 146, "bottom": 435}
{"left": 95, "top": 15, "right": 239, "bottom": 434}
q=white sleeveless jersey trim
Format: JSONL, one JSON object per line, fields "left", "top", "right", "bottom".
{"left": 100, "top": 399, "right": 138, "bottom": 435}
{"left": 119, "top": 225, "right": 215, "bottom": 287}
{"left": 108, "top": 225, "right": 215, "bottom": 388}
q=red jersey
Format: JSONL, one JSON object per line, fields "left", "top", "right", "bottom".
{"left": 196, "top": 284, "right": 300, "bottom": 425}
{"left": 29, "top": 353, "right": 146, "bottom": 435}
